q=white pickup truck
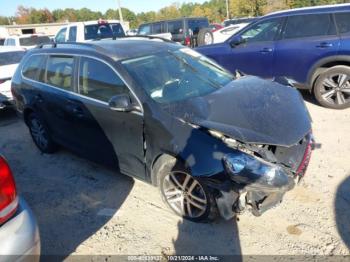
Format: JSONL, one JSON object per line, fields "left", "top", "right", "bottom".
{"left": 54, "top": 19, "right": 126, "bottom": 43}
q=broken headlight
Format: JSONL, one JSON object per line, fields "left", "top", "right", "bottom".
{"left": 223, "top": 152, "right": 292, "bottom": 192}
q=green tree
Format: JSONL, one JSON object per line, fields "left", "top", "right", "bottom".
{"left": 0, "top": 16, "right": 10, "bottom": 25}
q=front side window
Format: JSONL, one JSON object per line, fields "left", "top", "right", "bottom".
{"left": 0, "top": 51, "right": 25, "bottom": 66}
{"left": 79, "top": 57, "right": 129, "bottom": 102}
{"left": 138, "top": 24, "right": 151, "bottom": 35}
{"left": 68, "top": 26, "right": 77, "bottom": 42}
{"left": 283, "top": 14, "right": 336, "bottom": 39}
{"left": 22, "top": 55, "right": 46, "bottom": 81}
{"left": 55, "top": 28, "right": 67, "bottom": 43}
{"left": 240, "top": 18, "right": 281, "bottom": 43}
{"left": 46, "top": 56, "right": 74, "bottom": 91}
{"left": 167, "top": 20, "right": 183, "bottom": 35}
{"left": 335, "top": 12, "right": 350, "bottom": 34}
{"left": 122, "top": 48, "right": 233, "bottom": 104}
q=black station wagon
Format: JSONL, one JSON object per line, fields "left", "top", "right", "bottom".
{"left": 11, "top": 39, "right": 313, "bottom": 222}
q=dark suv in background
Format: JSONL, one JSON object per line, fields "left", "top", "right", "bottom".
{"left": 138, "top": 17, "right": 212, "bottom": 47}
{"left": 196, "top": 4, "right": 350, "bottom": 109}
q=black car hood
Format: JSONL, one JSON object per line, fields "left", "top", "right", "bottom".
{"left": 162, "top": 76, "right": 312, "bottom": 147}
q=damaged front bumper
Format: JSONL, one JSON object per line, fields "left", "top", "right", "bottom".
{"left": 211, "top": 134, "right": 314, "bottom": 220}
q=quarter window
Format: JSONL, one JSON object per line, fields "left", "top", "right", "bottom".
{"left": 46, "top": 56, "right": 74, "bottom": 91}
{"left": 283, "top": 14, "right": 336, "bottom": 39}
{"left": 241, "top": 19, "right": 281, "bottom": 43}
{"left": 78, "top": 57, "right": 129, "bottom": 102}
{"left": 22, "top": 55, "right": 46, "bottom": 81}
{"left": 335, "top": 12, "right": 350, "bottom": 34}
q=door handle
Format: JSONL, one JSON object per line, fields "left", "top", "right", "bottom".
{"left": 259, "top": 48, "right": 273, "bottom": 53}
{"left": 316, "top": 42, "right": 333, "bottom": 48}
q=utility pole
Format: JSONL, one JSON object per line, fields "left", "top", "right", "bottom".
{"left": 226, "top": 0, "right": 229, "bottom": 20}
{"left": 117, "top": 0, "right": 124, "bottom": 23}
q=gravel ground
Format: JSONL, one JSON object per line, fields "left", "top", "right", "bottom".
{"left": 0, "top": 92, "right": 349, "bottom": 257}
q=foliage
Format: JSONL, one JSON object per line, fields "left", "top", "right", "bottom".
{"left": 0, "top": 0, "right": 348, "bottom": 27}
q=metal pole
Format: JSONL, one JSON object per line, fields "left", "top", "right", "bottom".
{"left": 226, "top": 0, "right": 229, "bottom": 20}
{"left": 117, "top": 0, "right": 124, "bottom": 23}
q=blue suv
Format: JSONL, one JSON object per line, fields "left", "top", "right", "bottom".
{"left": 196, "top": 4, "right": 350, "bottom": 109}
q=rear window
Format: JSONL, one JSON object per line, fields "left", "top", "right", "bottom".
{"left": 19, "top": 36, "right": 51, "bottom": 46}
{"left": 188, "top": 19, "right": 209, "bottom": 34}
{"left": 84, "top": 23, "right": 125, "bottom": 40}
{"left": 335, "top": 12, "right": 350, "bottom": 34}
{"left": 0, "top": 51, "right": 25, "bottom": 66}
{"left": 22, "top": 55, "right": 46, "bottom": 81}
{"left": 283, "top": 14, "right": 336, "bottom": 39}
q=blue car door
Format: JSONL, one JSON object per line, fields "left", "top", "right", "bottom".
{"left": 273, "top": 13, "right": 340, "bottom": 85}
{"left": 223, "top": 17, "right": 283, "bottom": 77}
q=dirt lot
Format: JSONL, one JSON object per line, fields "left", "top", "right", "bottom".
{"left": 0, "top": 93, "right": 349, "bottom": 257}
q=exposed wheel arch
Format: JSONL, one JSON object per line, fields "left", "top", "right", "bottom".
{"left": 308, "top": 56, "right": 350, "bottom": 89}
{"left": 23, "top": 107, "right": 34, "bottom": 126}
{"left": 151, "top": 153, "right": 181, "bottom": 186}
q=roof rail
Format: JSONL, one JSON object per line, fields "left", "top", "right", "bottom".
{"left": 35, "top": 41, "right": 107, "bottom": 53}
{"left": 118, "top": 35, "right": 175, "bottom": 44}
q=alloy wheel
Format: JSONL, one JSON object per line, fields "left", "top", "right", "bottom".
{"left": 162, "top": 171, "right": 207, "bottom": 218}
{"left": 30, "top": 118, "right": 48, "bottom": 150}
{"left": 320, "top": 73, "right": 350, "bottom": 106}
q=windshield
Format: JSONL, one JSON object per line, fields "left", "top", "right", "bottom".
{"left": 84, "top": 23, "right": 125, "bottom": 40}
{"left": 0, "top": 51, "right": 25, "bottom": 65}
{"left": 19, "top": 36, "right": 51, "bottom": 46}
{"left": 122, "top": 48, "right": 233, "bottom": 104}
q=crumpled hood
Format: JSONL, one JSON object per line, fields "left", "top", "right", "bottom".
{"left": 162, "top": 76, "right": 312, "bottom": 147}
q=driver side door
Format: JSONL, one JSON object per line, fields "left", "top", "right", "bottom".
{"left": 225, "top": 18, "right": 283, "bottom": 77}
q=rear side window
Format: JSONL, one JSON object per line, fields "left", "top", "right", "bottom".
{"left": 79, "top": 57, "right": 129, "bottom": 102}
{"left": 188, "top": 19, "right": 209, "bottom": 34}
{"left": 335, "top": 12, "right": 350, "bottom": 34}
{"left": 46, "top": 56, "right": 74, "bottom": 91}
{"left": 138, "top": 24, "right": 151, "bottom": 35}
{"left": 283, "top": 14, "right": 336, "bottom": 39}
{"left": 152, "top": 23, "right": 163, "bottom": 34}
{"left": 68, "top": 26, "right": 77, "bottom": 42}
{"left": 0, "top": 51, "right": 25, "bottom": 66}
{"left": 167, "top": 20, "right": 183, "bottom": 34}
{"left": 22, "top": 55, "right": 46, "bottom": 81}
{"left": 19, "top": 36, "right": 51, "bottom": 46}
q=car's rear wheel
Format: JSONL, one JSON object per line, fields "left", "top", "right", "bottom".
{"left": 157, "top": 158, "right": 218, "bottom": 222}
{"left": 28, "top": 113, "right": 57, "bottom": 153}
{"left": 314, "top": 65, "right": 350, "bottom": 109}
{"left": 197, "top": 28, "right": 214, "bottom": 46}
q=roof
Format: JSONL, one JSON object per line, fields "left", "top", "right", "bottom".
{"left": 265, "top": 3, "right": 350, "bottom": 19}
{"left": 69, "top": 20, "right": 122, "bottom": 26}
{"left": 36, "top": 38, "right": 181, "bottom": 61}
{"left": 0, "top": 46, "right": 25, "bottom": 53}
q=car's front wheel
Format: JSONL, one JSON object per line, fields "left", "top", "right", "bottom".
{"left": 314, "top": 65, "right": 350, "bottom": 109}
{"left": 27, "top": 113, "right": 57, "bottom": 153}
{"left": 158, "top": 159, "right": 218, "bottom": 222}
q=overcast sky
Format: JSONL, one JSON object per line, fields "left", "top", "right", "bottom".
{"left": 0, "top": 0, "right": 207, "bottom": 16}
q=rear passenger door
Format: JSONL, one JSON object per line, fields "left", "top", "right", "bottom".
{"left": 334, "top": 12, "right": 350, "bottom": 56}
{"left": 71, "top": 56, "right": 145, "bottom": 178}
{"left": 40, "top": 55, "right": 80, "bottom": 148}
{"left": 274, "top": 13, "right": 340, "bottom": 84}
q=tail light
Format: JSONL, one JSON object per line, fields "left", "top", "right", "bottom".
{"left": 296, "top": 137, "right": 313, "bottom": 178}
{"left": 184, "top": 36, "right": 191, "bottom": 47}
{"left": 0, "top": 156, "right": 18, "bottom": 225}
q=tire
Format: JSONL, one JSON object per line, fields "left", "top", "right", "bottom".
{"left": 157, "top": 158, "right": 218, "bottom": 222}
{"left": 27, "top": 112, "right": 57, "bottom": 153}
{"left": 314, "top": 65, "right": 350, "bottom": 109}
{"left": 197, "top": 28, "right": 214, "bottom": 46}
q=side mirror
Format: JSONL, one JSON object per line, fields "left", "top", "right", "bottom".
{"left": 108, "top": 94, "right": 140, "bottom": 112}
{"left": 229, "top": 35, "right": 245, "bottom": 48}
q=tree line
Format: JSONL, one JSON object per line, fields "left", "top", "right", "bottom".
{"left": 0, "top": 0, "right": 348, "bottom": 28}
